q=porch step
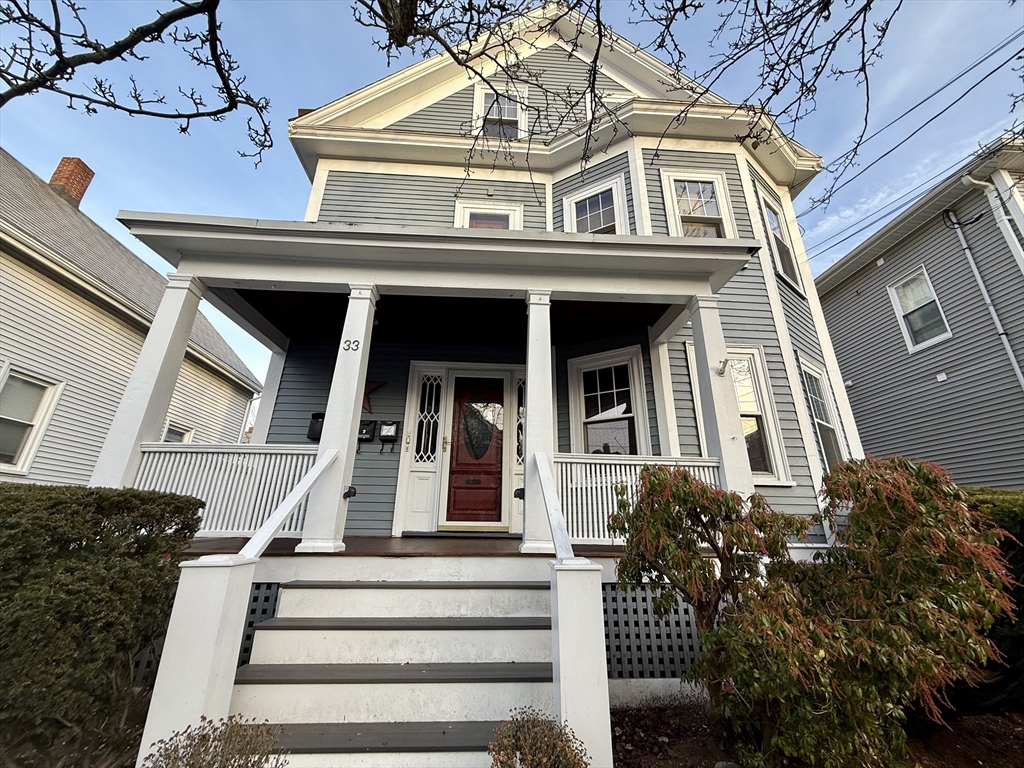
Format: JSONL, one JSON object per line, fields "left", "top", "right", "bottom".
{"left": 236, "top": 662, "right": 553, "bottom": 684}
{"left": 276, "top": 581, "right": 552, "bottom": 619}
{"left": 277, "top": 720, "right": 498, "bottom": 753}
{"left": 249, "top": 616, "right": 552, "bottom": 665}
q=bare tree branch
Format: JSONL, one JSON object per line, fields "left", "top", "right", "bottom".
{"left": 0, "top": 0, "right": 271, "bottom": 164}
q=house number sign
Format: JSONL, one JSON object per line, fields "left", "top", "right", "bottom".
{"left": 342, "top": 340, "right": 361, "bottom": 351}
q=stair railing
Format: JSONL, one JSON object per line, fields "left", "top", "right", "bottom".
{"left": 533, "top": 451, "right": 614, "bottom": 767}
{"left": 136, "top": 449, "right": 339, "bottom": 767}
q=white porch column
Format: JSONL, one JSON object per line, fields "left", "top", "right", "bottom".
{"left": 296, "top": 284, "right": 377, "bottom": 553}
{"left": 249, "top": 344, "right": 288, "bottom": 444}
{"left": 522, "top": 290, "right": 556, "bottom": 554}
{"left": 648, "top": 338, "right": 682, "bottom": 457}
{"left": 688, "top": 294, "right": 754, "bottom": 496}
{"left": 90, "top": 273, "right": 204, "bottom": 488}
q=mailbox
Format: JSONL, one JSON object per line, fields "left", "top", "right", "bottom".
{"left": 306, "top": 412, "right": 325, "bottom": 442}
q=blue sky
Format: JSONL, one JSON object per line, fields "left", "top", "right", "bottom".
{"left": 2, "top": 0, "right": 1020, "bottom": 383}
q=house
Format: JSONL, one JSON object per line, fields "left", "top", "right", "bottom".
{"left": 817, "top": 137, "right": 1024, "bottom": 491}
{"left": 108, "top": 8, "right": 863, "bottom": 766}
{"left": 0, "top": 150, "right": 261, "bottom": 486}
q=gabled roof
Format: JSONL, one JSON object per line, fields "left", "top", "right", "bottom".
{"left": 0, "top": 149, "right": 261, "bottom": 393}
{"left": 816, "top": 136, "right": 1024, "bottom": 296}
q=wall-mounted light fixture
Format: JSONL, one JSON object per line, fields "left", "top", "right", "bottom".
{"left": 716, "top": 359, "right": 733, "bottom": 376}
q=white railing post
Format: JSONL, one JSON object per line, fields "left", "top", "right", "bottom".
{"left": 688, "top": 294, "right": 754, "bottom": 496}
{"left": 522, "top": 290, "right": 556, "bottom": 554}
{"left": 136, "top": 554, "right": 257, "bottom": 766}
{"left": 90, "top": 274, "right": 204, "bottom": 488}
{"left": 297, "top": 284, "right": 378, "bottom": 553}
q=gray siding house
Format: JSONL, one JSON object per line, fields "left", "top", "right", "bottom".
{"left": 113, "top": 9, "right": 865, "bottom": 765}
{"left": 0, "top": 149, "right": 261, "bottom": 486}
{"left": 817, "top": 138, "right": 1024, "bottom": 490}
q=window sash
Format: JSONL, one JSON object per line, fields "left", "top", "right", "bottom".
{"left": 575, "top": 189, "right": 617, "bottom": 234}
{"left": 729, "top": 354, "right": 775, "bottom": 476}
{"left": 888, "top": 267, "right": 951, "bottom": 351}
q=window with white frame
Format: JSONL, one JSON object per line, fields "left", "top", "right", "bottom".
{"left": 0, "top": 365, "right": 62, "bottom": 472}
{"left": 454, "top": 200, "right": 523, "bottom": 230}
{"left": 800, "top": 364, "right": 845, "bottom": 473}
{"left": 163, "top": 424, "right": 194, "bottom": 443}
{"left": 729, "top": 355, "right": 774, "bottom": 474}
{"left": 475, "top": 85, "right": 528, "bottom": 140}
{"left": 887, "top": 266, "right": 952, "bottom": 351}
{"left": 568, "top": 347, "right": 650, "bottom": 455}
{"left": 563, "top": 175, "right": 628, "bottom": 235}
{"left": 760, "top": 195, "right": 802, "bottom": 288}
{"left": 662, "top": 171, "right": 734, "bottom": 238}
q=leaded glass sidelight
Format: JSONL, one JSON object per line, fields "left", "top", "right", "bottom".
{"left": 414, "top": 374, "right": 443, "bottom": 463}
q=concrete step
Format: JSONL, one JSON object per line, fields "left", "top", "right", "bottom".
{"left": 249, "top": 617, "right": 552, "bottom": 665}
{"left": 253, "top": 555, "right": 567, "bottom": 585}
{"left": 232, "top": 662, "right": 553, "bottom": 723}
{"left": 276, "top": 581, "right": 551, "bottom": 619}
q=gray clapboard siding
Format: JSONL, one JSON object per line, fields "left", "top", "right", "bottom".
{"left": 389, "top": 86, "right": 476, "bottom": 134}
{"left": 387, "top": 45, "right": 630, "bottom": 136}
{"left": 554, "top": 332, "right": 661, "bottom": 457}
{"left": 820, "top": 190, "right": 1024, "bottom": 490}
{"left": 318, "top": 171, "right": 546, "bottom": 230}
{"left": 0, "top": 252, "right": 253, "bottom": 486}
{"left": 267, "top": 339, "right": 526, "bottom": 536}
{"left": 644, "top": 149, "right": 754, "bottom": 239}
{"left": 553, "top": 152, "right": 635, "bottom": 234}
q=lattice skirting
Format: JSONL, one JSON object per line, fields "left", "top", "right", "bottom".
{"left": 603, "top": 584, "right": 699, "bottom": 678}
{"left": 238, "top": 582, "right": 281, "bottom": 666}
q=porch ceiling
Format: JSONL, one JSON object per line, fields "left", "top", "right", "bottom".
{"left": 235, "top": 290, "right": 669, "bottom": 346}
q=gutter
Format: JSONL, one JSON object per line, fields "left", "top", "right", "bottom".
{"left": 961, "top": 173, "right": 1024, "bottom": 275}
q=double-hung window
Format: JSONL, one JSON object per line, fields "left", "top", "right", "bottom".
{"left": 762, "top": 200, "right": 801, "bottom": 288}
{"left": 0, "top": 366, "right": 62, "bottom": 472}
{"left": 729, "top": 355, "right": 774, "bottom": 474}
{"left": 568, "top": 347, "right": 650, "bottom": 455}
{"left": 662, "top": 170, "right": 734, "bottom": 238}
{"left": 475, "top": 87, "right": 527, "bottom": 140}
{"left": 887, "top": 266, "right": 952, "bottom": 352}
{"left": 563, "top": 175, "right": 628, "bottom": 235}
{"left": 801, "top": 365, "right": 844, "bottom": 473}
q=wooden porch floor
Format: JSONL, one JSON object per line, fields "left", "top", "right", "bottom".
{"left": 187, "top": 535, "right": 623, "bottom": 559}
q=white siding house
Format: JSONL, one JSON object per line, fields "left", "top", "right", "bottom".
{"left": 817, "top": 137, "right": 1024, "bottom": 491}
{"left": 113, "top": 8, "right": 862, "bottom": 765}
{"left": 0, "top": 150, "right": 261, "bottom": 486}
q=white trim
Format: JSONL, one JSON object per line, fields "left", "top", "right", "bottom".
{"left": 0, "top": 362, "right": 65, "bottom": 475}
{"left": 648, "top": 337, "right": 681, "bottom": 456}
{"left": 687, "top": 345, "right": 790, "bottom": 483}
{"left": 311, "top": 156, "right": 551, "bottom": 184}
{"left": 162, "top": 422, "right": 195, "bottom": 444}
{"left": 562, "top": 174, "right": 629, "bottom": 234}
{"left": 566, "top": 346, "right": 652, "bottom": 455}
{"left": 626, "top": 141, "right": 653, "bottom": 236}
{"left": 684, "top": 341, "right": 708, "bottom": 458}
{"left": 453, "top": 199, "right": 524, "bottom": 230}
{"left": 757, "top": 192, "right": 803, "bottom": 293}
{"left": 987, "top": 169, "right": 1024, "bottom": 276}
{"left": 304, "top": 162, "right": 330, "bottom": 222}
{"left": 473, "top": 82, "right": 530, "bottom": 139}
{"left": 660, "top": 168, "right": 737, "bottom": 239}
{"left": 886, "top": 265, "right": 953, "bottom": 354}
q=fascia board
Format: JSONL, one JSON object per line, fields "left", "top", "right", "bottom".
{"left": 117, "top": 210, "right": 755, "bottom": 293}
{"left": 0, "top": 219, "right": 260, "bottom": 395}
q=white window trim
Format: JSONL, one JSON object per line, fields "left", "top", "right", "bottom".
{"left": 758, "top": 192, "right": 804, "bottom": 294}
{"left": 660, "top": 169, "right": 738, "bottom": 239}
{"left": 453, "top": 199, "right": 524, "bottom": 230}
{"left": 473, "top": 82, "right": 529, "bottom": 138}
{"left": 886, "top": 265, "right": 953, "bottom": 354}
{"left": 0, "top": 362, "right": 65, "bottom": 475}
{"left": 562, "top": 174, "right": 629, "bottom": 235}
{"left": 163, "top": 422, "right": 195, "bottom": 444}
{"left": 686, "top": 345, "right": 791, "bottom": 484}
{"left": 567, "top": 345, "right": 652, "bottom": 455}
{"left": 799, "top": 357, "right": 848, "bottom": 474}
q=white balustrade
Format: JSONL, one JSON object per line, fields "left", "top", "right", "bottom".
{"left": 135, "top": 444, "right": 319, "bottom": 536}
{"left": 553, "top": 453, "right": 721, "bottom": 544}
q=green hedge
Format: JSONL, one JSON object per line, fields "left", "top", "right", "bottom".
{"left": 0, "top": 483, "right": 203, "bottom": 768}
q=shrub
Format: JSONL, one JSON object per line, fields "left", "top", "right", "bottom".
{"left": 140, "top": 715, "right": 287, "bottom": 768}
{"left": 0, "top": 483, "right": 203, "bottom": 768}
{"left": 611, "top": 458, "right": 1015, "bottom": 768}
{"left": 489, "top": 708, "right": 590, "bottom": 768}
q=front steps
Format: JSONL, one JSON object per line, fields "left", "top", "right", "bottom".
{"left": 232, "top": 559, "right": 559, "bottom": 766}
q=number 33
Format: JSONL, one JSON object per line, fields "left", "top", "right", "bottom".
{"left": 342, "top": 340, "right": 360, "bottom": 351}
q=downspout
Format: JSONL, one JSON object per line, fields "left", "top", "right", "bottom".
{"left": 945, "top": 208, "right": 1024, "bottom": 393}
{"left": 962, "top": 173, "right": 1024, "bottom": 274}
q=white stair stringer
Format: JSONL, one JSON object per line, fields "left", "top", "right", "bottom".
{"left": 231, "top": 558, "right": 558, "bottom": 766}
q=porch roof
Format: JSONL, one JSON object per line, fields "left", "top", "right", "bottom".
{"left": 116, "top": 210, "right": 758, "bottom": 300}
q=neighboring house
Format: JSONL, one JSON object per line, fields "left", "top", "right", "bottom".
{"left": 106, "top": 8, "right": 862, "bottom": 766}
{"left": 817, "top": 137, "right": 1024, "bottom": 491}
{"left": 0, "top": 149, "right": 261, "bottom": 486}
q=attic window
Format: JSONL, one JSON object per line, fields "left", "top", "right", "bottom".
{"left": 482, "top": 93, "right": 520, "bottom": 139}
{"left": 562, "top": 174, "right": 629, "bottom": 235}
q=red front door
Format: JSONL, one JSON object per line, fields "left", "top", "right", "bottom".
{"left": 445, "top": 377, "right": 504, "bottom": 523}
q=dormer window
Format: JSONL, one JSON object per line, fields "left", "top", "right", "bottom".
{"left": 661, "top": 170, "right": 736, "bottom": 238}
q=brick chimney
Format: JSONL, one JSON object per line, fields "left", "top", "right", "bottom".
{"left": 49, "top": 157, "right": 95, "bottom": 208}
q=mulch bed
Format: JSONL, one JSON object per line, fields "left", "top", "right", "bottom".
{"left": 611, "top": 703, "right": 1024, "bottom": 768}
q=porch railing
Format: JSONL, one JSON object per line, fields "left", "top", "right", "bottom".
{"left": 553, "top": 453, "right": 721, "bottom": 544}
{"left": 135, "top": 443, "right": 319, "bottom": 536}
